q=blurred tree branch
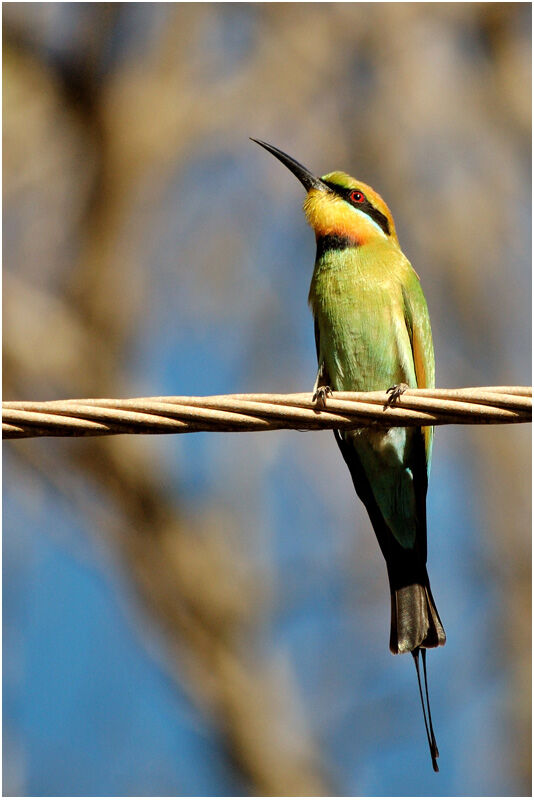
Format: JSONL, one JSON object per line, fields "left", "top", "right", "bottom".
{"left": 3, "top": 16, "right": 331, "bottom": 795}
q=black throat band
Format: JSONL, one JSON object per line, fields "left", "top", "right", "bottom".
{"left": 316, "top": 234, "right": 354, "bottom": 259}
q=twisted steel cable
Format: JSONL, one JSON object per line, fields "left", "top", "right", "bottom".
{"left": 3, "top": 386, "right": 531, "bottom": 439}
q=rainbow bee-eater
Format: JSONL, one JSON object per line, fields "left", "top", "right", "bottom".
{"left": 253, "top": 139, "right": 445, "bottom": 771}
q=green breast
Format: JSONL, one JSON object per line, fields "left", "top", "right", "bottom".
{"left": 309, "top": 242, "right": 417, "bottom": 392}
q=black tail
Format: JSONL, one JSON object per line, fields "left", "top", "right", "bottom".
{"left": 413, "top": 647, "right": 440, "bottom": 772}
{"left": 333, "top": 428, "right": 446, "bottom": 771}
{"left": 389, "top": 577, "right": 446, "bottom": 655}
{"left": 333, "top": 428, "right": 446, "bottom": 653}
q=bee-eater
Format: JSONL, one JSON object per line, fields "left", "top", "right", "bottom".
{"left": 252, "top": 139, "right": 445, "bottom": 771}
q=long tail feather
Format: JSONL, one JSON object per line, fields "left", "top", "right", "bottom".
{"left": 422, "top": 649, "right": 439, "bottom": 761}
{"left": 412, "top": 647, "right": 439, "bottom": 772}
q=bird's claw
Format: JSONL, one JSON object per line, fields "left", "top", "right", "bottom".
{"left": 384, "top": 383, "right": 409, "bottom": 408}
{"left": 312, "top": 386, "right": 332, "bottom": 409}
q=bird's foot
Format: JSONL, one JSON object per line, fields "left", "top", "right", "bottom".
{"left": 384, "top": 382, "right": 409, "bottom": 409}
{"left": 312, "top": 386, "right": 332, "bottom": 409}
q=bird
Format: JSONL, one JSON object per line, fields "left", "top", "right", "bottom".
{"left": 252, "top": 138, "right": 445, "bottom": 772}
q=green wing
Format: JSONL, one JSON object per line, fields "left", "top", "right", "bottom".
{"left": 401, "top": 272, "right": 435, "bottom": 472}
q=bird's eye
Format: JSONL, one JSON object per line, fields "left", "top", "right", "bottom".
{"left": 350, "top": 190, "right": 365, "bottom": 203}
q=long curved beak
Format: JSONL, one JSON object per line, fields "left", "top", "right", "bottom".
{"left": 251, "top": 138, "right": 328, "bottom": 192}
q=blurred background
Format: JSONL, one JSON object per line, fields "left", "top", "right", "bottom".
{"left": 3, "top": 3, "right": 531, "bottom": 796}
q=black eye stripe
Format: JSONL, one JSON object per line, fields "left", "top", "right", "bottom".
{"left": 356, "top": 199, "right": 390, "bottom": 236}
{"left": 323, "top": 180, "right": 390, "bottom": 236}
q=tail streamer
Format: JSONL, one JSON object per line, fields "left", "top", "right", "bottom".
{"left": 412, "top": 647, "right": 439, "bottom": 772}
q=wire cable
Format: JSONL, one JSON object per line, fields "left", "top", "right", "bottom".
{"left": 3, "top": 386, "right": 531, "bottom": 440}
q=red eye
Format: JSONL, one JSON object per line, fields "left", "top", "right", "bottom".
{"left": 350, "top": 190, "right": 365, "bottom": 203}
